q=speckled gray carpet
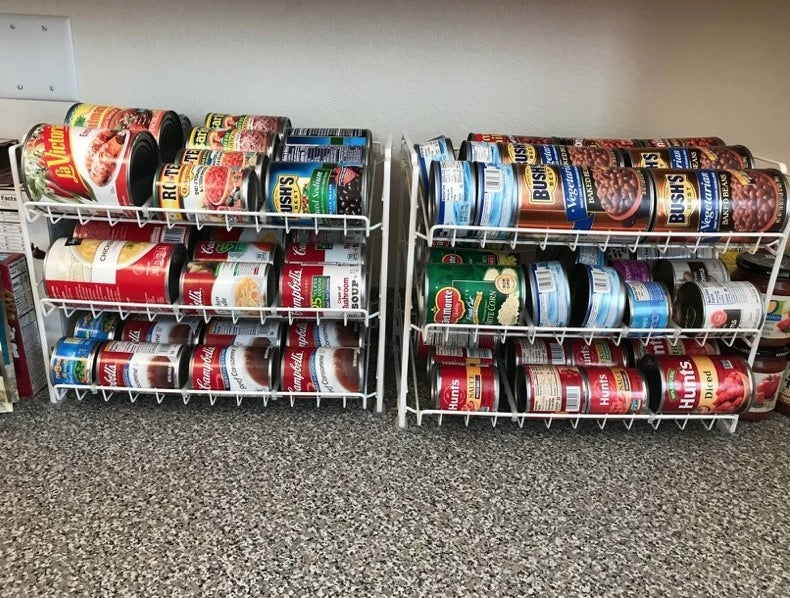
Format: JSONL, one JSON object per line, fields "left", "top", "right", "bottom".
{"left": 2, "top": 380, "right": 790, "bottom": 596}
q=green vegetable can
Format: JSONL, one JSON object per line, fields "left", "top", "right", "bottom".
{"left": 50, "top": 337, "right": 103, "bottom": 387}
{"left": 422, "top": 264, "right": 526, "bottom": 326}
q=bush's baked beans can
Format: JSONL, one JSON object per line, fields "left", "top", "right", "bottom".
{"left": 278, "top": 144, "right": 368, "bottom": 166}
{"left": 208, "top": 227, "right": 285, "bottom": 245}
{"left": 415, "top": 330, "right": 499, "bottom": 359}
{"left": 285, "top": 127, "right": 372, "bottom": 146}
{"left": 95, "top": 341, "right": 190, "bottom": 389}
{"left": 426, "top": 247, "right": 520, "bottom": 266}
{"left": 624, "top": 146, "right": 753, "bottom": 170}
{"left": 474, "top": 162, "right": 518, "bottom": 235}
{"left": 515, "top": 165, "right": 654, "bottom": 231}
{"left": 192, "top": 241, "right": 282, "bottom": 266}
{"left": 460, "top": 142, "right": 626, "bottom": 168}
{"left": 50, "top": 337, "right": 103, "bottom": 386}
{"left": 583, "top": 366, "right": 648, "bottom": 414}
{"left": 180, "top": 261, "right": 274, "bottom": 313}
{"left": 570, "top": 265, "right": 627, "bottom": 328}
{"left": 430, "top": 363, "right": 499, "bottom": 412}
{"left": 202, "top": 319, "right": 285, "bottom": 347}
{"left": 640, "top": 354, "right": 754, "bottom": 414}
{"left": 466, "top": 133, "right": 554, "bottom": 144}
{"left": 674, "top": 281, "right": 764, "bottom": 331}
{"left": 556, "top": 137, "right": 646, "bottom": 149}
{"left": 120, "top": 316, "right": 204, "bottom": 345}
{"left": 415, "top": 136, "right": 455, "bottom": 194}
{"left": 610, "top": 260, "right": 652, "bottom": 282}
{"left": 204, "top": 113, "right": 291, "bottom": 133}
{"left": 507, "top": 338, "right": 567, "bottom": 375}
{"left": 279, "top": 264, "right": 365, "bottom": 312}
{"left": 280, "top": 347, "right": 364, "bottom": 394}
{"left": 284, "top": 242, "right": 364, "bottom": 266}
{"left": 71, "top": 221, "right": 196, "bottom": 250}
{"left": 516, "top": 365, "right": 585, "bottom": 413}
{"left": 71, "top": 312, "right": 122, "bottom": 340}
{"left": 421, "top": 264, "right": 525, "bottom": 326}
{"left": 565, "top": 338, "right": 630, "bottom": 367}
{"left": 190, "top": 345, "right": 277, "bottom": 391}
{"left": 646, "top": 137, "right": 727, "bottom": 148}
{"left": 287, "top": 229, "right": 367, "bottom": 245}
{"left": 652, "top": 259, "right": 730, "bottom": 297}
{"left": 286, "top": 321, "right": 363, "bottom": 348}
{"left": 44, "top": 238, "right": 187, "bottom": 304}
{"left": 523, "top": 261, "right": 571, "bottom": 327}
{"left": 427, "top": 346, "right": 496, "bottom": 377}
{"left": 623, "top": 281, "right": 672, "bottom": 332}
{"left": 21, "top": 124, "right": 158, "bottom": 209}
{"left": 154, "top": 163, "right": 259, "bottom": 224}
{"left": 186, "top": 127, "right": 277, "bottom": 157}
{"left": 628, "top": 337, "right": 721, "bottom": 361}
{"left": 174, "top": 148, "right": 268, "bottom": 184}
{"left": 428, "top": 161, "right": 477, "bottom": 236}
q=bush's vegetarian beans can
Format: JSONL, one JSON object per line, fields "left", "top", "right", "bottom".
{"left": 640, "top": 354, "right": 754, "bottom": 414}
{"left": 64, "top": 103, "right": 183, "bottom": 162}
{"left": 180, "top": 261, "right": 274, "bottom": 313}
{"left": 44, "top": 238, "right": 187, "bottom": 304}
{"left": 430, "top": 363, "right": 499, "bottom": 412}
{"left": 21, "top": 124, "right": 158, "bottom": 209}
{"left": 286, "top": 321, "right": 363, "bottom": 348}
{"left": 279, "top": 263, "right": 365, "bottom": 313}
{"left": 426, "top": 247, "right": 520, "bottom": 266}
{"left": 629, "top": 337, "right": 721, "bottom": 362}
{"left": 422, "top": 264, "right": 525, "bottom": 326}
{"left": 193, "top": 241, "right": 282, "bottom": 266}
{"left": 50, "top": 337, "right": 103, "bottom": 386}
{"left": 557, "top": 137, "right": 645, "bottom": 148}
{"left": 427, "top": 161, "right": 477, "bottom": 236}
{"left": 71, "top": 312, "right": 122, "bottom": 340}
{"left": 674, "top": 280, "right": 764, "bottom": 330}
{"left": 583, "top": 366, "right": 648, "bottom": 414}
{"left": 285, "top": 127, "right": 372, "bottom": 147}
{"left": 610, "top": 260, "right": 652, "bottom": 282}
{"left": 95, "top": 341, "right": 189, "bottom": 389}
{"left": 204, "top": 113, "right": 291, "bottom": 133}
{"left": 623, "top": 281, "right": 672, "bottom": 333}
{"left": 280, "top": 347, "right": 364, "bottom": 394}
{"left": 523, "top": 261, "right": 571, "bottom": 327}
{"left": 202, "top": 320, "right": 285, "bottom": 347}
{"left": 427, "top": 346, "right": 496, "bottom": 377}
{"left": 646, "top": 137, "right": 727, "bottom": 148}
{"left": 284, "top": 242, "right": 364, "bottom": 266}
{"left": 190, "top": 345, "right": 277, "bottom": 392}
{"left": 208, "top": 227, "right": 285, "bottom": 245}
{"left": 461, "top": 142, "right": 626, "bottom": 168}
{"left": 565, "top": 338, "right": 630, "bottom": 367}
{"left": 624, "top": 146, "right": 753, "bottom": 169}
{"left": 516, "top": 365, "right": 585, "bottom": 413}
{"left": 507, "top": 338, "right": 567, "bottom": 376}
{"left": 514, "top": 165, "right": 654, "bottom": 231}
{"left": 415, "top": 136, "right": 455, "bottom": 194}
{"left": 287, "top": 229, "right": 367, "bottom": 245}
{"left": 174, "top": 148, "right": 268, "bottom": 185}
{"left": 474, "top": 162, "right": 518, "bottom": 235}
{"left": 120, "top": 316, "right": 204, "bottom": 345}
{"left": 569, "top": 265, "right": 627, "bottom": 328}
{"left": 415, "top": 330, "right": 499, "bottom": 359}
{"left": 186, "top": 127, "right": 277, "bottom": 157}
{"left": 72, "top": 221, "right": 196, "bottom": 249}
{"left": 652, "top": 259, "right": 730, "bottom": 298}
{"left": 278, "top": 144, "right": 368, "bottom": 166}
{"left": 466, "top": 133, "right": 554, "bottom": 144}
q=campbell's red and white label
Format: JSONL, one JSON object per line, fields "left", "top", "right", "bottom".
{"left": 433, "top": 364, "right": 498, "bottom": 412}
{"left": 191, "top": 345, "right": 274, "bottom": 391}
{"left": 522, "top": 366, "right": 584, "bottom": 413}
{"left": 279, "top": 264, "right": 364, "bottom": 310}
{"left": 566, "top": 339, "right": 628, "bottom": 367}
{"left": 286, "top": 321, "right": 361, "bottom": 348}
{"left": 584, "top": 367, "right": 647, "bottom": 414}
{"left": 281, "top": 347, "right": 362, "bottom": 393}
{"left": 202, "top": 320, "right": 283, "bottom": 347}
{"left": 192, "top": 241, "right": 279, "bottom": 264}
{"left": 121, "top": 317, "right": 201, "bottom": 344}
{"left": 512, "top": 338, "right": 566, "bottom": 366}
{"left": 285, "top": 242, "right": 364, "bottom": 265}
{"left": 180, "top": 261, "right": 271, "bottom": 311}
{"left": 72, "top": 222, "right": 191, "bottom": 245}
{"left": 96, "top": 341, "right": 184, "bottom": 389}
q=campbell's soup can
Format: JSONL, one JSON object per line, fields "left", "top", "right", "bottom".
{"left": 71, "top": 312, "right": 122, "bottom": 340}
{"left": 154, "top": 163, "right": 259, "bottom": 224}
{"left": 279, "top": 263, "right": 365, "bottom": 312}
{"left": 204, "top": 113, "right": 291, "bottom": 133}
{"left": 186, "top": 127, "right": 277, "bottom": 157}
{"left": 415, "top": 330, "right": 499, "bottom": 359}
{"left": 652, "top": 259, "right": 730, "bottom": 297}
{"left": 516, "top": 365, "right": 585, "bottom": 413}
{"left": 180, "top": 261, "right": 274, "bottom": 313}
{"left": 50, "top": 337, "right": 103, "bottom": 386}
{"left": 285, "top": 242, "right": 364, "bottom": 266}
{"left": 427, "top": 161, "right": 477, "bottom": 236}
{"left": 286, "top": 321, "right": 363, "bottom": 348}
{"left": 21, "top": 124, "right": 158, "bottom": 209}
{"left": 523, "top": 261, "right": 571, "bottom": 327}
{"left": 72, "top": 221, "right": 195, "bottom": 249}
{"left": 566, "top": 338, "right": 630, "bottom": 367}
{"left": 674, "top": 281, "right": 764, "bottom": 331}
{"left": 428, "top": 346, "right": 496, "bottom": 377}
{"left": 44, "top": 238, "right": 187, "bottom": 304}
{"left": 583, "top": 367, "right": 648, "bottom": 414}
{"left": 95, "top": 341, "right": 190, "bottom": 389}
{"left": 624, "top": 146, "right": 753, "bottom": 169}
{"left": 207, "top": 227, "right": 284, "bottom": 245}
{"left": 640, "top": 354, "right": 754, "bottom": 414}
{"left": 629, "top": 337, "right": 720, "bottom": 361}
{"left": 278, "top": 144, "right": 367, "bottom": 166}
{"left": 507, "top": 338, "right": 567, "bottom": 374}
{"left": 190, "top": 345, "right": 277, "bottom": 391}
{"left": 280, "top": 347, "right": 364, "bottom": 394}
{"left": 202, "top": 319, "right": 285, "bottom": 347}
{"left": 466, "top": 133, "right": 554, "bottom": 144}
{"left": 64, "top": 103, "right": 183, "bottom": 162}
{"left": 174, "top": 148, "right": 268, "bottom": 184}
{"left": 192, "top": 241, "right": 282, "bottom": 265}
{"left": 569, "top": 265, "right": 627, "bottom": 328}
{"left": 430, "top": 363, "right": 499, "bottom": 412}
{"left": 120, "top": 316, "right": 204, "bottom": 345}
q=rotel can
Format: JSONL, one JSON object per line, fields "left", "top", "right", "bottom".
{"left": 174, "top": 148, "right": 268, "bottom": 184}
{"left": 430, "top": 363, "right": 499, "bottom": 412}
{"left": 286, "top": 321, "right": 363, "bottom": 348}
{"left": 50, "top": 337, "right": 102, "bottom": 386}
{"left": 674, "top": 281, "right": 764, "bottom": 331}
{"left": 192, "top": 241, "right": 282, "bottom": 265}
{"left": 120, "top": 317, "right": 204, "bottom": 345}
{"left": 44, "top": 238, "right": 187, "bottom": 304}
{"left": 95, "top": 341, "right": 190, "bottom": 389}
{"left": 72, "top": 221, "right": 195, "bottom": 250}
{"left": 628, "top": 338, "right": 721, "bottom": 361}
{"left": 279, "top": 264, "right": 365, "bottom": 312}
{"left": 203, "top": 113, "right": 291, "bottom": 133}
{"left": 190, "top": 345, "right": 277, "bottom": 392}
{"left": 427, "top": 161, "right": 477, "bottom": 236}
{"left": 640, "top": 354, "right": 754, "bottom": 414}
{"left": 583, "top": 367, "right": 648, "bottom": 414}
{"left": 284, "top": 242, "right": 365, "bottom": 266}
{"left": 280, "top": 347, "right": 364, "bottom": 394}
{"left": 202, "top": 320, "right": 285, "bottom": 347}
{"left": 624, "top": 146, "right": 753, "bottom": 170}
{"left": 71, "top": 312, "right": 122, "bottom": 340}
{"left": 186, "top": 127, "right": 277, "bottom": 157}
{"left": 516, "top": 365, "right": 585, "bottom": 413}
{"left": 180, "top": 261, "right": 274, "bottom": 313}
{"left": 565, "top": 338, "right": 630, "bottom": 367}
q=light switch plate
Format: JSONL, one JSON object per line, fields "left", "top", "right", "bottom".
{"left": 0, "top": 14, "right": 79, "bottom": 101}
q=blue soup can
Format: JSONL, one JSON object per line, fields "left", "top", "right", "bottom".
{"left": 624, "top": 281, "right": 672, "bottom": 334}
{"left": 524, "top": 261, "right": 571, "bottom": 327}
{"left": 72, "top": 312, "right": 123, "bottom": 340}
{"left": 415, "top": 136, "right": 455, "bottom": 196}
{"left": 50, "top": 337, "right": 103, "bottom": 386}
{"left": 474, "top": 163, "right": 518, "bottom": 237}
{"left": 428, "top": 160, "right": 477, "bottom": 237}
{"left": 570, "top": 265, "right": 627, "bottom": 328}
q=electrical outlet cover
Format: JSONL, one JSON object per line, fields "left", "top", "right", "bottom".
{"left": 0, "top": 14, "right": 79, "bottom": 101}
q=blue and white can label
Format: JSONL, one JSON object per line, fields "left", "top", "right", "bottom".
{"left": 50, "top": 337, "right": 102, "bottom": 386}
{"left": 463, "top": 141, "right": 502, "bottom": 163}
{"left": 625, "top": 281, "right": 671, "bottom": 332}
{"left": 526, "top": 261, "right": 571, "bottom": 327}
{"left": 430, "top": 161, "right": 476, "bottom": 236}
{"left": 416, "top": 136, "right": 454, "bottom": 194}
{"left": 72, "top": 312, "right": 121, "bottom": 340}
{"left": 574, "top": 265, "right": 626, "bottom": 328}
{"left": 576, "top": 246, "right": 606, "bottom": 267}
{"left": 475, "top": 163, "right": 517, "bottom": 234}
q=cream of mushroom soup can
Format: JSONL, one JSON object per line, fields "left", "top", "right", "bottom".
{"left": 281, "top": 347, "right": 364, "bottom": 394}
{"left": 95, "top": 341, "right": 189, "bottom": 389}
{"left": 202, "top": 319, "right": 285, "bottom": 347}
{"left": 190, "top": 345, "right": 277, "bottom": 391}
{"left": 279, "top": 264, "right": 365, "bottom": 312}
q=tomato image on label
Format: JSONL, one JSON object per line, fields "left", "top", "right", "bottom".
{"left": 713, "top": 371, "right": 749, "bottom": 413}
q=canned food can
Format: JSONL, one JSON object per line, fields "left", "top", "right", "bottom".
{"left": 64, "top": 103, "right": 183, "bottom": 162}
{"left": 415, "top": 136, "right": 455, "bottom": 194}
{"left": 629, "top": 337, "right": 721, "bottom": 361}
{"left": 415, "top": 330, "right": 499, "bottom": 359}
{"left": 202, "top": 319, "right": 285, "bottom": 347}
{"left": 278, "top": 144, "right": 367, "bottom": 165}
{"left": 575, "top": 246, "right": 606, "bottom": 267}
{"left": 284, "top": 242, "right": 364, "bottom": 265}
{"left": 283, "top": 135, "right": 368, "bottom": 147}
{"left": 507, "top": 338, "right": 567, "bottom": 374}
{"left": 427, "top": 161, "right": 477, "bottom": 235}
{"left": 285, "top": 127, "right": 372, "bottom": 146}
{"left": 280, "top": 347, "right": 364, "bottom": 394}
{"left": 286, "top": 321, "right": 363, "bottom": 348}
{"left": 565, "top": 338, "right": 630, "bottom": 367}
{"left": 569, "top": 265, "right": 627, "bottom": 328}
{"left": 71, "top": 312, "right": 122, "bottom": 340}
{"left": 430, "top": 363, "right": 499, "bottom": 412}
{"left": 422, "top": 264, "right": 525, "bottom": 326}
{"left": 72, "top": 221, "right": 195, "bottom": 249}
{"left": 457, "top": 141, "right": 503, "bottom": 163}
{"left": 178, "top": 114, "right": 192, "bottom": 142}
{"left": 559, "top": 137, "right": 645, "bottom": 148}
{"left": 180, "top": 261, "right": 274, "bottom": 312}
{"left": 625, "top": 146, "right": 753, "bottom": 169}
{"left": 428, "top": 346, "right": 496, "bottom": 376}
{"left": 640, "top": 354, "right": 754, "bottom": 414}
{"left": 193, "top": 241, "right": 282, "bottom": 265}
{"left": 466, "top": 133, "right": 554, "bottom": 144}
{"left": 279, "top": 263, "right": 365, "bottom": 312}
{"left": 287, "top": 229, "right": 368, "bottom": 245}
{"left": 463, "top": 143, "right": 626, "bottom": 167}
{"left": 21, "top": 124, "right": 158, "bottom": 208}
{"left": 120, "top": 316, "right": 204, "bottom": 345}
{"left": 583, "top": 366, "right": 648, "bottom": 414}
{"left": 634, "top": 246, "right": 718, "bottom": 261}
{"left": 674, "top": 281, "right": 764, "bottom": 330}
{"left": 50, "top": 337, "right": 103, "bottom": 386}
{"left": 44, "top": 238, "right": 187, "bottom": 304}
{"left": 623, "top": 281, "right": 672, "bottom": 332}
{"left": 523, "top": 261, "right": 571, "bottom": 327}
{"left": 207, "top": 227, "right": 285, "bottom": 245}
{"left": 264, "top": 162, "right": 368, "bottom": 223}
{"left": 95, "top": 341, "right": 190, "bottom": 389}
{"left": 610, "top": 260, "right": 652, "bottom": 282}
{"left": 186, "top": 127, "right": 277, "bottom": 157}
{"left": 652, "top": 259, "right": 730, "bottom": 297}
{"left": 174, "top": 148, "right": 267, "bottom": 184}
{"left": 204, "top": 113, "right": 291, "bottom": 133}
{"left": 646, "top": 137, "right": 727, "bottom": 148}
{"left": 474, "top": 162, "right": 518, "bottom": 234}
{"left": 154, "top": 163, "right": 259, "bottom": 224}
{"left": 190, "top": 345, "right": 277, "bottom": 391}
{"left": 516, "top": 365, "right": 585, "bottom": 413}
{"left": 426, "top": 247, "right": 519, "bottom": 266}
